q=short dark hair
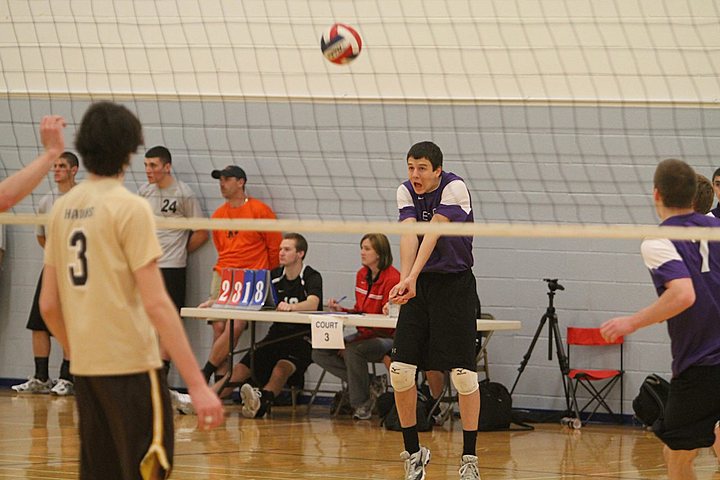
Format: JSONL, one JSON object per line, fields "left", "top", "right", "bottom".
{"left": 283, "top": 232, "right": 308, "bottom": 258}
{"left": 407, "top": 141, "right": 443, "bottom": 170}
{"left": 60, "top": 151, "right": 79, "bottom": 169}
{"left": 654, "top": 158, "right": 696, "bottom": 209}
{"left": 694, "top": 174, "right": 714, "bottom": 214}
{"left": 361, "top": 233, "right": 393, "bottom": 271}
{"left": 145, "top": 145, "right": 172, "bottom": 165}
{"left": 75, "top": 102, "right": 143, "bottom": 177}
{"left": 713, "top": 167, "right": 720, "bottom": 182}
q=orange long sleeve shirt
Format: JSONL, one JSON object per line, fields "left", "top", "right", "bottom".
{"left": 211, "top": 198, "right": 282, "bottom": 273}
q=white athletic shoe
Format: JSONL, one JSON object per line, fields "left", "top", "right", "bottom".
{"left": 50, "top": 379, "right": 74, "bottom": 396}
{"left": 352, "top": 401, "right": 373, "bottom": 420}
{"left": 400, "top": 446, "right": 431, "bottom": 480}
{"left": 169, "top": 390, "right": 195, "bottom": 415}
{"left": 240, "top": 384, "right": 262, "bottom": 418}
{"left": 11, "top": 377, "right": 54, "bottom": 394}
{"left": 459, "top": 455, "right": 481, "bottom": 480}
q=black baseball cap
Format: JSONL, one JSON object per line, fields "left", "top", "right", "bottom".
{"left": 211, "top": 165, "right": 247, "bottom": 181}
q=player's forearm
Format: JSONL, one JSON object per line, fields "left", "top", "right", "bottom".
{"left": 39, "top": 301, "right": 70, "bottom": 354}
{"left": 187, "top": 230, "right": 208, "bottom": 253}
{"left": 399, "top": 234, "right": 419, "bottom": 280}
{"left": 43, "top": 311, "right": 70, "bottom": 353}
{"left": 0, "top": 152, "right": 56, "bottom": 212}
{"left": 408, "top": 233, "right": 440, "bottom": 279}
{"left": 287, "top": 295, "right": 320, "bottom": 311}
{"left": 629, "top": 278, "right": 695, "bottom": 331}
{"left": 147, "top": 300, "right": 207, "bottom": 390}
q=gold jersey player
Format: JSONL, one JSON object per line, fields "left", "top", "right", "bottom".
{"left": 39, "top": 101, "right": 223, "bottom": 480}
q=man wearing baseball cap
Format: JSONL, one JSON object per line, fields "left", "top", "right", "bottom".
{"left": 201, "top": 165, "right": 282, "bottom": 384}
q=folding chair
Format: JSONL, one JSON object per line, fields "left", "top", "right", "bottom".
{"left": 566, "top": 327, "right": 624, "bottom": 424}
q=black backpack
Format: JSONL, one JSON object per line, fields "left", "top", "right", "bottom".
{"left": 633, "top": 374, "right": 670, "bottom": 427}
{"left": 478, "top": 380, "right": 534, "bottom": 431}
{"left": 379, "top": 388, "right": 434, "bottom": 432}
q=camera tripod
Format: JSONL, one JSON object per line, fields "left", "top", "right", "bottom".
{"left": 510, "top": 279, "right": 579, "bottom": 427}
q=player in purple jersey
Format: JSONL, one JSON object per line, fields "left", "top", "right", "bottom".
{"left": 601, "top": 159, "right": 720, "bottom": 480}
{"left": 389, "top": 141, "right": 481, "bottom": 480}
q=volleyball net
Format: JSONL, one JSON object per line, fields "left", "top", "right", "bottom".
{"left": 1, "top": 0, "right": 718, "bottom": 237}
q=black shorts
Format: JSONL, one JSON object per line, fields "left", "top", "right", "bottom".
{"left": 391, "top": 270, "right": 477, "bottom": 372}
{"left": 26, "top": 271, "right": 48, "bottom": 332}
{"left": 161, "top": 268, "right": 186, "bottom": 312}
{"left": 653, "top": 364, "right": 720, "bottom": 450}
{"left": 240, "top": 329, "right": 312, "bottom": 389}
{"left": 74, "top": 369, "right": 174, "bottom": 480}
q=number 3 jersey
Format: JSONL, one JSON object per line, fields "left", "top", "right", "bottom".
{"left": 642, "top": 212, "right": 720, "bottom": 377}
{"left": 137, "top": 179, "right": 204, "bottom": 268}
{"left": 44, "top": 178, "right": 163, "bottom": 376}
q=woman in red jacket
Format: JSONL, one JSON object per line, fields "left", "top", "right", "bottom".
{"left": 312, "top": 233, "right": 399, "bottom": 420}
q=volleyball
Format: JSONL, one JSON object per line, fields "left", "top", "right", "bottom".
{"left": 320, "top": 23, "right": 362, "bottom": 65}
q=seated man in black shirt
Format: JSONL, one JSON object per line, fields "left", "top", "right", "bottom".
{"left": 215, "top": 232, "right": 322, "bottom": 418}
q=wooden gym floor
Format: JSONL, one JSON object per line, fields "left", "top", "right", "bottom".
{"left": 1, "top": 390, "right": 719, "bottom": 479}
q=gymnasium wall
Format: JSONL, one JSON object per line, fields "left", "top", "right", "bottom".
{"left": 1, "top": 98, "right": 717, "bottom": 412}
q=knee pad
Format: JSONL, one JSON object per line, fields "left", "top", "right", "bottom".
{"left": 451, "top": 368, "right": 479, "bottom": 395}
{"left": 390, "top": 361, "right": 417, "bottom": 392}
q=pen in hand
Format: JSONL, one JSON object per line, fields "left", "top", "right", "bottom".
{"left": 336, "top": 295, "right": 347, "bottom": 304}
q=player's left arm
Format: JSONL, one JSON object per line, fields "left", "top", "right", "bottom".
{"left": 601, "top": 277, "right": 694, "bottom": 342}
{"left": 135, "top": 261, "right": 224, "bottom": 430}
{"left": 38, "top": 265, "right": 70, "bottom": 354}
{"left": 0, "top": 116, "right": 65, "bottom": 212}
{"left": 187, "top": 229, "right": 208, "bottom": 253}
{"left": 185, "top": 194, "right": 209, "bottom": 253}
{"left": 393, "top": 214, "right": 448, "bottom": 304}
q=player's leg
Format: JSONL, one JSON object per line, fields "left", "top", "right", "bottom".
{"left": 391, "top": 288, "right": 431, "bottom": 478}
{"left": 201, "top": 273, "right": 247, "bottom": 383}
{"left": 263, "top": 359, "right": 296, "bottom": 397}
{"left": 206, "top": 320, "right": 247, "bottom": 381}
{"left": 664, "top": 446, "right": 698, "bottom": 480}
{"left": 14, "top": 272, "right": 54, "bottom": 393}
{"left": 52, "top": 353, "right": 74, "bottom": 396}
{"left": 159, "top": 267, "right": 186, "bottom": 376}
{"left": 654, "top": 365, "right": 720, "bottom": 480}
{"left": 427, "top": 270, "right": 480, "bottom": 478}
{"left": 238, "top": 341, "right": 289, "bottom": 418}
{"left": 713, "top": 422, "right": 720, "bottom": 464}
{"left": 75, "top": 371, "right": 174, "bottom": 480}
{"left": 213, "top": 358, "right": 252, "bottom": 399}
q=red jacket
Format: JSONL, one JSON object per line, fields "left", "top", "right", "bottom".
{"left": 341, "top": 265, "right": 400, "bottom": 340}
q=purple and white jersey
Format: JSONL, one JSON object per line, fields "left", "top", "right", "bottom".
{"left": 397, "top": 171, "right": 473, "bottom": 273}
{"left": 710, "top": 205, "right": 720, "bottom": 218}
{"left": 642, "top": 212, "right": 720, "bottom": 376}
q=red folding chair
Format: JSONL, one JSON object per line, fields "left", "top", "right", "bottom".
{"left": 566, "top": 327, "right": 624, "bottom": 425}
